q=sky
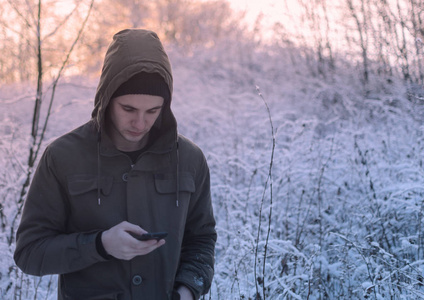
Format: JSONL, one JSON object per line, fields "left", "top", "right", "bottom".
{"left": 52, "top": 0, "right": 298, "bottom": 35}
{"left": 227, "top": 0, "right": 300, "bottom": 24}
{"left": 228, "top": 0, "right": 283, "bottom": 21}
{"left": 227, "top": 0, "right": 302, "bottom": 38}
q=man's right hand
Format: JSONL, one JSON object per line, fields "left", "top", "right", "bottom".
{"left": 101, "top": 221, "right": 166, "bottom": 260}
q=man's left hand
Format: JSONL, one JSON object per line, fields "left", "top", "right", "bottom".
{"left": 177, "top": 285, "right": 194, "bottom": 300}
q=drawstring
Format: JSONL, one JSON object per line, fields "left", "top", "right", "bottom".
{"left": 176, "top": 140, "right": 180, "bottom": 207}
{"left": 97, "top": 131, "right": 102, "bottom": 205}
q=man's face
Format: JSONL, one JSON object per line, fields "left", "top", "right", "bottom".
{"left": 107, "top": 94, "right": 164, "bottom": 151}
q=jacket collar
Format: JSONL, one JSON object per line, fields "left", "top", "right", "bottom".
{"left": 98, "top": 127, "right": 177, "bottom": 158}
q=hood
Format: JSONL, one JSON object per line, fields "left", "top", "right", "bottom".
{"left": 91, "top": 29, "right": 179, "bottom": 207}
{"left": 91, "top": 29, "right": 175, "bottom": 137}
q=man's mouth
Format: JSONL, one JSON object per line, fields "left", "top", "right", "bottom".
{"left": 128, "top": 131, "right": 145, "bottom": 137}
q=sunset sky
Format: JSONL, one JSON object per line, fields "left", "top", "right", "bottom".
{"left": 228, "top": 0, "right": 295, "bottom": 26}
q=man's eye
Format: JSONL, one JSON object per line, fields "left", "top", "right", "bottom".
{"left": 147, "top": 109, "right": 159, "bottom": 114}
{"left": 122, "top": 106, "right": 134, "bottom": 112}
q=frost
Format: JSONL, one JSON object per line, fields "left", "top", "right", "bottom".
{"left": 193, "top": 276, "right": 204, "bottom": 287}
{"left": 362, "top": 281, "right": 373, "bottom": 289}
{"left": 370, "top": 241, "right": 379, "bottom": 248}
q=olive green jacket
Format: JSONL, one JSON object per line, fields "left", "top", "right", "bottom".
{"left": 14, "top": 29, "right": 216, "bottom": 300}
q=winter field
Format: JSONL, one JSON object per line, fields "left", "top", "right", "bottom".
{"left": 1, "top": 41, "right": 424, "bottom": 299}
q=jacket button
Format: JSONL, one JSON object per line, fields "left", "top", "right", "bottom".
{"left": 132, "top": 275, "right": 142, "bottom": 285}
{"left": 122, "top": 173, "right": 129, "bottom": 182}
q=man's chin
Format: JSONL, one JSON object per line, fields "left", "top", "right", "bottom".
{"left": 124, "top": 131, "right": 145, "bottom": 140}
{"left": 125, "top": 136, "right": 143, "bottom": 142}
{"left": 123, "top": 133, "right": 148, "bottom": 148}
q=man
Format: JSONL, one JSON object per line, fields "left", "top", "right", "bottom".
{"left": 14, "top": 29, "right": 217, "bottom": 300}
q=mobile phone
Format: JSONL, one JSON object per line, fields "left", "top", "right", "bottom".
{"left": 131, "top": 232, "right": 168, "bottom": 241}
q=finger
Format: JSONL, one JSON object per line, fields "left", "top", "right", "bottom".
{"left": 122, "top": 240, "right": 166, "bottom": 258}
{"left": 115, "top": 240, "right": 160, "bottom": 259}
{"left": 131, "top": 239, "right": 159, "bottom": 251}
{"left": 115, "top": 223, "right": 147, "bottom": 241}
{"left": 118, "top": 221, "right": 147, "bottom": 235}
{"left": 137, "top": 239, "right": 166, "bottom": 255}
{"left": 127, "top": 237, "right": 158, "bottom": 249}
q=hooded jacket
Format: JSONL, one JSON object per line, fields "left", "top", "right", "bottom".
{"left": 14, "top": 29, "right": 216, "bottom": 300}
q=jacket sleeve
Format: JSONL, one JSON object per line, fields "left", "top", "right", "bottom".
{"left": 14, "top": 146, "right": 107, "bottom": 276}
{"left": 174, "top": 154, "right": 217, "bottom": 299}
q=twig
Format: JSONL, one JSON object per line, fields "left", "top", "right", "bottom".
{"left": 254, "top": 86, "right": 276, "bottom": 300}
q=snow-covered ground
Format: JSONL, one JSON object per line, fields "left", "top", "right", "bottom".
{"left": 1, "top": 42, "right": 424, "bottom": 299}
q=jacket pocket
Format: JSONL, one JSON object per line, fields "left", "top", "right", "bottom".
{"left": 67, "top": 174, "right": 113, "bottom": 197}
{"left": 66, "top": 174, "right": 118, "bottom": 228}
{"left": 154, "top": 172, "right": 195, "bottom": 194}
{"left": 63, "top": 287, "right": 122, "bottom": 300}
{"left": 154, "top": 172, "right": 195, "bottom": 208}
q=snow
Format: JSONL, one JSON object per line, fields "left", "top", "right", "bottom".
{"left": 1, "top": 39, "right": 424, "bottom": 299}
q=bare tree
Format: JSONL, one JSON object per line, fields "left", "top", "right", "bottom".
{"left": 0, "top": 1, "right": 36, "bottom": 82}
{"left": 373, "top": 0, "right": 395, "bottom": 78}
{"left": 347, "top": 0, "right": 370, "bottom": 84}
{"left": 395, "top": 0, "right": 412, "bottom": 82}
{"left": 294, "top": 0, "right": 336, "bottom": 78}
{"left": 409, "top": 0, "right": 424, "bottom": 84}
{"left": 3, "top": 0, "right": 95, "bottom": 245}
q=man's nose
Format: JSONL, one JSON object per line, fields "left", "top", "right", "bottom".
{"left": 132, "top": 113, "right": 146, "bottom": 130}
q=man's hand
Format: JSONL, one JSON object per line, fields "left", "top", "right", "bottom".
{"left": 101, "top": 221, "right": 165, "bottom": 260}
{"left": 177, "top": 285, "right": 194, "bottom": 300}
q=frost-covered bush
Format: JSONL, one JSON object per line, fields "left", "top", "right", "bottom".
{"left": 172, "top": 43, "right": 424, "bottom": 299}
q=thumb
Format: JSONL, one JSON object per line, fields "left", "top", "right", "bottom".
{"left": 119, "top": 221, "right": 147, "bottom": 236}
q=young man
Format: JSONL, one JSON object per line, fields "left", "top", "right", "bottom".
{"left": 14, "top": 29, "right": 216, "bottom": 300}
